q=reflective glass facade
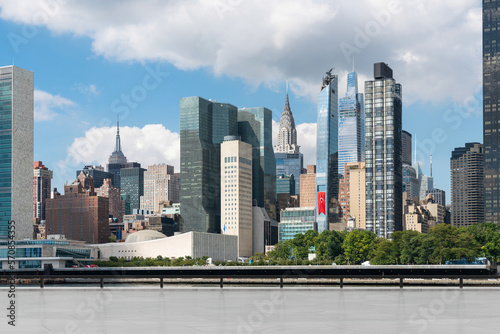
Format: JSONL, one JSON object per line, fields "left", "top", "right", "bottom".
{"left": 180, "top": 97, "right": 237, "bottom": 233}
{"left": 120, "top": 166, "right": 145, "bottom": 214}
{"left": 0, "top": 72, "right": 12, "bottom": 239}
{"left": 483, "top": 0, "right": 500, "bottom": 224}
{"left": 238, "top": 108, "right": 276, "bottom": 219}
{"left": 316, "top": 74, "right": 339, "bottom": 232}
{"left": 275, "top": 152, "right": 303, "bottom": 195}
{"left": 365, "top": 63, "right": 403, "bottom": 238}
{"left": 338, "top": 72, "right": 365, "bottom": 176}
{"left": 276, "top": 174, "right": 295, "bottom": 195}
{"left": 279, "top": 208, "right": 316, "bottom": 242}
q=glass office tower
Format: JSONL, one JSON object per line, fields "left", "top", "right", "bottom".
{"left": 338, "top": 71, "right": 365, "bottom": 176}
{"left": 0, "top": 65, "right": 33, "bottom": 240}
{"left": 316, "top": 70, "right": 339, "bottom": 233}
{"left": 238, "top": 107, "right": 276, "bottom": 219}
{"left": 180, "top": 97, "right": 238, "bottom": 233}
{"left": 483, "top": 0, "right": 500, "bottom": 224}
{"left": 365, "top": 63, "right": 403, "bottom": 238}
{"left": 120, "top": 165, "right": 146, "bottom": 214}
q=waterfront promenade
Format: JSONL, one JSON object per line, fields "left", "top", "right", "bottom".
{"left": 0, "top": 287, "right": 498, "bottom": 333}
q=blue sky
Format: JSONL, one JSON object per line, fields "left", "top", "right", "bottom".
{"left": 0, "top": 0, "right": 483, "bottom": 200}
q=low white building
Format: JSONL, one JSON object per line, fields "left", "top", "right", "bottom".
{"left": 97, "top": 230, "right": 238, "bottom": 261}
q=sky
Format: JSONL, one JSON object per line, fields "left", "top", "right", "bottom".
{"left": 0, "top": 0, "right": 484, "bottom": 200}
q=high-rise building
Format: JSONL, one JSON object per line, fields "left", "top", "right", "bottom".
{"left": 339, "top": 162, "right": 366, "bottom": 229}
{"left": 77, "top": 165, "right": 113, "bottom": 189}
{"left": 278, "top": 207, "right": 316, "bottom": 242}
{"left": 300, "top": 165, "right": 316, "bottom": 207}
{"left": 0, "top": 65, "right": 33, "bottom": 240}
{"left": 221, "top": 136, "right": 253, "bottom": 258}
{"left": 419, "top": 174, "right": 434, "bottom": 202}
{"left": 107, "top": 121, "right": 129, "bottom": 189}
{"left": 140, "top": 164, "right": 179, "bottom": 213}
{"left": 316, "top": 70, "right": 339, "bottom": 233}
{"left": 365, "top": 62, "right": 403, "bottom": 238}
{"left": 33, "top": 161, "right": 53, "bottom": 221}
{"left": 483, "top": 1, "right": 500, "bottom": 224}
{"left": 121, "top": 165, "right": 146, "bottom": 215}
{"left": 276, "top": 174, "right": 295, "bottom": 196}
{"left": 180, "top": 97, "right": 238, "bottom": 233}
{"left": 451, "top": 143, "right": 484, "bottom": 227}
{"left": 238, "top": 107, "right": 276, "bottom": 219}
{"left": 426, "top": 188, "right": 446, "bottom": 206}
{"left": 96, "top": 178, "right": 123, "bottom": 222}
{"left": 338, "top": 71, "right": 365, "bottom": 176}
{"left": 401, "top": 130, "right": 412, "bottom": 166}
{"left": 274, "top": 90, "right": 303, "bottom": 195}
{"left": 403, "top": 164, "right": 420, "bottom": 203}
{"left": 45, "top": 173, "right": 109, "bottom": 244}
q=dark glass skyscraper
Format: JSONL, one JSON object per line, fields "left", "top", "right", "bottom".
{"left": 238, "top": 107, "right": 276, "bottom": 219}
{"left": 365, "top": 63, "right": 403, "bottom": 238}
{"left": 338, "top": 71, "right": 364, "bottom": 176}
{"left": 316, "top": 70, "right": 339, "bottom": 232}
{"left": 483, "top": 0, "right": 500, "bottom": 224}
{"left": 180, "top": 97, "right": 238, "bottom": 233}
{"left": 121, "top": 165, "right": 145, "bottom": 214}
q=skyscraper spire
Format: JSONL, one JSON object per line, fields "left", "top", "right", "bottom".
{"left": 108, "top": 117, "right": 127, "bottom": 165}
{"left": 430, "top": 154, "right": 433, "bottom": 177}
{"left": 275, "top": 84, "right": 299, "bottom": 154}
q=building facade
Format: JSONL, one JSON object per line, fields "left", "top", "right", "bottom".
{"left": 107, "top": 121, "right": 128, "bottom": 189}
{"left": 451, "top": 143, "right": 484, "bottom": 227}
{"left": 180, "top": 97, "right": 238, "bottom": 233}
{"left": 238, "top": 107, "right": 276, "bottom": 219}
{"left": 0, "top": 65, "right": 33, "bottom": 240}
{"left": 401, "top": 130, "right": 412, "bottom": 166}
{"left": 33, "top": 161, "right": 53, "bottom": 221}
{"left": 76, "top": 165, "right": 113, "bottom": 189}
{"left": 121, "top": 165, "right": 146, "bottom": 215}
{"left": 365, "top": 62, "right": 403, "bottom": 238}
{"left": 316, "top": 70, "right": 339, "bottom": 232}
{"left": 339, "top": 162, "right": 366, "bottom": 229}
{"left": 274, "top": 91, "right": 303, "bottom": 195}
{"left": 140, "top": 164, "right": 179, "bottom": 213}
{"left": 278, "top": 207, "right": 316, "bottom": 242}
{"left": 45, "top": 173, "right": 109, "bottom": 244}
{"left": 403, "top": 164, "right": 420, "bottom": 203}
{"left": 338, "top": 71, "right": 365, "bottom": 176}
{"left": 483, "top": 1, "right": 500, "bottom": 224}
{"left": 300, "top": 165, "right": 316, "bottom": 207}
{"left": 96, "top": 178, "right": 123, "bottom": 222}
{"left": 221, "top": 137, "right": 253, "bottom": 258}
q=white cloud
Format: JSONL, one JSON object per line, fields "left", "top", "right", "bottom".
{"left": 58, "top": 124, "right": 180, "bottom": 184}
{"left": 76, "top": 83, "right": 100, "bottom": 96}
{"left": 0, "top": 0, "right": 481, "bottom": 104}
{"left": 34, "top": 89, "right": 75, "bottom": 121}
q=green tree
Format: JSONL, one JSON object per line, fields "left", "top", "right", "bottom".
{"left": 342, "top": 230, "right": 377, "bottom": 264}
{"left": 371, "top": 239, "right": 398, "bottom": 265}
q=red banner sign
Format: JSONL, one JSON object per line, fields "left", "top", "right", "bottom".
{"left": 318, "top": 192, "right": 326, "bottom": 215}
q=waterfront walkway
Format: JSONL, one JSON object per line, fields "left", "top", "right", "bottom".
{"left": 0, "top": 287, "right": 498, "bottom": 333}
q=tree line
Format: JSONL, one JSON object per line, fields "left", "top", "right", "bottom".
{"left": 256, "top": 223, "right": 500, "bottom": 265}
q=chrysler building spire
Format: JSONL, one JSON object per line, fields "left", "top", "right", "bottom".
{"left": 275, "top": 86, "right": 299, "bottom": 154}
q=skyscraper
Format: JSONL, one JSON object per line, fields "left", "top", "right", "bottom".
{"left": 365, "top": 62, "right": 403, "bottom": 238}
{"left": 33, "top": 161, "right": 53, "bottom": 221}
{"left": 107, "top": 121, "right": 128, "bottom": 189}
{"left": 221, "top": 136, "right": 253, "bottom": 257}
{"left": 401, "top": 130, "right": 412, "bottom": 166}
{"left": 338, "top": 71, "right": 365, "bottom": 176}
{"left": 451, "top": 143, "right": 484, "bottom": 227}
{"left": 316, "top": 69, "right": 339, "bottom": 232}
{"left": 339, "top": 162, "right": 366, "bottom": 229}
{"left": 483, "top": 1, "right": 500, "bottom": 224}
{"left": 274, "top": 89, "right": 303, "bottom": 195}
{"left": 180, "top": 97, "right": 238, "bottom": 233}
{"left": 76, "top": 165, "right": 113, "bottom": 189}
{"left": 238, "top": 107, "right": 276, "bottom": 219}
{"left": 121, "top": 165, "right": 146, "bottom": 214}
{"left": 96, "top": 178, "right": 123, "bottom": 222}
{"left": 300, "top": 165, "right": 316, "bottom": 207}
{"left": 140, "top": 164, "right": 179, "bottom": 213}
{"left": 0, "top": 65, "right": 33, "bottom": 240}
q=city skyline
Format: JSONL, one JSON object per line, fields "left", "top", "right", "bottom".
{"left": 0, "top": 1, "right": 483, "bottom": 199}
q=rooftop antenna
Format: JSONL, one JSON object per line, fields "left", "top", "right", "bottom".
{"left": 430, "top": 154, "right": 433, "bottom": 177}
{"left": 286, "top": 80, "right": 289, "bottom": 95}
{"left": 352, "top": 56, "right": 355, "bottom": 72}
